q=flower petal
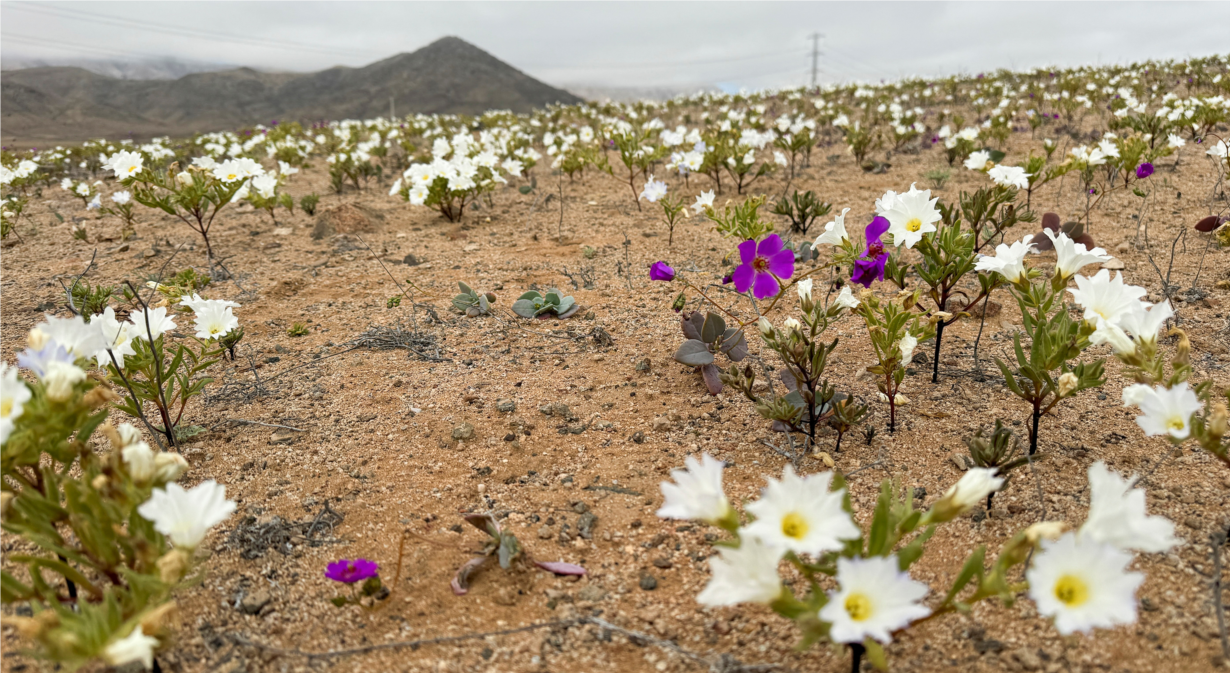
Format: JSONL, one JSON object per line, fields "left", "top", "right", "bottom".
{"left": 766, "top": 249, "right": 795, "bottom": 279}
{"left": 737, "top": 239, "right": 758, "bottom": 265}
{"left": 864, "top": 216, "right": 891, "bottom": 242}
{"left": 753, "top": 270, "right": 780, "bottom": 299}
{"left": 757, "top": 234, "right": 784, "bottom": 257}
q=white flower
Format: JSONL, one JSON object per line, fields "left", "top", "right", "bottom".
{"left": 988, "top": 165, "right": 1030, "bottom": 189}
{"left": 116, "top": 422, "right": 143, "bottom": 448}
{"left": 103, "top": 626, "right": 160, "bottom": 669}
{"left": 797, "top": 279, "right": 813, "bottom": 303}
{"left": 819, "top": 555, "right": 931, "bottom": 644}
{"left": 192, "top": 302, "right": 240, "bottom": 340}
{"left": 813, "top": 207, "right": 850, "bottom": 247}
{"left": 75, "top": 183, "right": 92, "bottom": 197}
{"left": 1116, "top": 300, "right": 1172, "bottom": 344}
{"left": 1045, "top": 230, "right": 1111, "bottom": 280}
{"left": 1057, "top": 372, "right": 1080, "bottom": 398}
{"left": 137, "top": 480, "right": 236, "bottom": 548}
{"left": 154, "top": 452, "right": 189, "bottom": 482}
{"left": 91, "top": 307, "right": 137, "bottom": 369}
{"left": 127, "top": 307, "right": 177, "bottom": 342}
{"left": 1121, "top": 383, "right": 1153, "bottom": 408}
{"left": 61, "top": 177, "right": 74, "bottom": 190}
{"left": 1080, "top": 461, "right": 1177, "bottom": 553}
{"left": 123, "top": 441, "right": 157, "bottom": 482}
{"left": 1026, "top": 532, "right": 1143, "bottom": 635}
{"left": 774, "top": 150, "right": 788, "bottom": 166}
{"left": 964, "top": 150, "right": 992, "bottom": 171}
{"left": 108, "top": 150, "right": 145, "bottom": 179}
{"left": 178, "top": 293, "right": 240, "bottom": 313}
{"left": 1127, "top": 382, "right": 1202, "bottom": 440}
{"left": 408, "top": 184, "right": 429, "bottom": 205}
{"left": 757, "top": 316, "right": 774, "bottom": 337}
{"left": 657, "top": 454, "right": 732, "bottom": 525}
{"left": 1089, "top": 316, "right": 1136, "bottom": 355}
{"left": 742, "top": 465, "right": 858, "bottom": 556}
{"left": 1167, "top": 134, "right": 1186, "bottom": 149}
{"left": 175, "top": 171, "right": 194, "bottom": 187}
{"left": 898, "top": 333, "right": 918, "bottom": 365}
{"left": 691, "top": 190, "right": 715, "bottom": 214}
{"left": 639, "top": 175, "right": 668, "bottom": 203}
{"left": 782, "top": 317, "right": 802, "bottom": 333}
{"left": 35, "top": 313, "right": 105, "bottom": 361}
{"left": 251, "top": 174, "right": 278, "bottom": 199}
{"left": 882, "top": 183, "right": 940, "bottom": 249}
{"left": 696, "top": 537, "right": 784, "bottom": 607}
{"left": 212, "top": 160, "right": 243, "bottom": 183}
{"left": 112, "top": 190, "right": 131, "bottom": 205}
{"left": 1068, "top": 270, "right": 1148, "bottom": 325}
{"left": 1, "top": 363, "right": 32, "bottom": 445}
{"left": 833, "top": 285, "right": 860, "bottom": 310}
{"left": 930, "top": 467, "right": 1004, "bottom": 521}
{"left": 190, "top": 156, "right": 217, "bottom": 170}
{"left": 87, "top": 195, "right": 102, "bottom": 211}
{"left": 501, "top": 158, "right": 524, "bottom": 176}
{"left": 43, "top": 360, "right": 86, "bottom": 402}
{"left": 277, "top": 160, "right": 299, "bottom": 176}
{"left": 975, "top": 235, "right": 1036, "bottom": 283}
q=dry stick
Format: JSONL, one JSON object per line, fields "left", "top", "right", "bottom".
{"left": 58, "top": 249, "right": 99, "bottom": 315}
{"left": 1212, "top": 529, "right": 1230, "bottom": 661}
{"left": 219, "top": 419, "right": 308, "bottom": 432}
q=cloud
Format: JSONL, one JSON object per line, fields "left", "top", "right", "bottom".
{"left": 2, "top": 1, "right": 1227, "bottom": 91}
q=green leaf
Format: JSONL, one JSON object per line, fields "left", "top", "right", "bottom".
{"left": 942, "top": 546, "right": 987, "bottom": 606}
{"left": 864, "top": 638, "right": 889, "bottom": 671}
{"left": 674, "top": 340, "right": 715, "bottom": 367}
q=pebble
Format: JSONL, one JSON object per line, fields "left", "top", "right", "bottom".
{"left": 239, "top": 589, "right": 271, "bottom": 615}
{"left": 496, "top": 399, "right": 517, "bottom": 413}
{"left": 451, "top": 423, "right": 475, "bottom": 441}
{"left": 639, "top": 575, "right": 658, "bottom": 591}
{"left": 538, "top": 525, "right": 553, "bottom": 540}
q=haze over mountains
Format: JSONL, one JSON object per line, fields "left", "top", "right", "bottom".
{"left": 0, "top": 37, "right": 583, "bottom": 144}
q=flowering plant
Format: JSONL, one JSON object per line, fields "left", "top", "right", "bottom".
{"left": 2, "top": 322, "right": 234, "bottom": 671}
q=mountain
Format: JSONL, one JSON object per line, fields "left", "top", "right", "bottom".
{"left": 0, "top": 37, "right": 584, "bottom": 144}
{"left": 0, "top": 56, "right": 236, "bottom": 81}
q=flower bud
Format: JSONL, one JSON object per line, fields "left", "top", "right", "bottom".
{"left": 43, "top": 361, "right": 86, "bottom": 402}
{"left": 757, "top": 317, "right": 773, "bottom": 337}
{"left": 927, "top": 468, "right": 1004, "bottom": 523}
{"left": 122, "top": 442, "right": 156, "bottom": 482}
{"left": 27, "top": 327, "right": 49, "bottom": 350}
{"left": 154, "top": 452, "right": 189, "bottom": 483}
{"left": 1057, "top": 372, "right": 1079, "bottom": 398}
{"left": 1023, "top": 521, "right": 1067, "bottom": 545}
{"left": 671, "top": 291, "right": 687, "bottom": 313}
{"left": 92, "top": 474, "right": 110, "bottom": 491}
{"left": 140, "top": 602, "right": 178, "bottom": 637}
{"left": 782, "top": 317, "right": 802, "bottom": 334}
{"left": 1170, "top": 327, "right": 1190, "bottom": 367}
{"left": 116, "top": 423, "right": 143, "bottom": 448}
{"left": 175, "top": 171, "right": 194, "bottom": 187}
{"left": 157, "top": 550, "right": 191, "bottom": 584}
{"left": 796, "top": 278, "right": 813, "bottom": 303}
{"left": 1210, "top": 403, "right": 1228, "bottom": 439}
{"left": 82, "top": 385, "right": 120, "bottom": 409}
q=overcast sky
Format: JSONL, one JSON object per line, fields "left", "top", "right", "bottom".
{"left": 3, "top": 1, "right": 1228, "bottom": 91}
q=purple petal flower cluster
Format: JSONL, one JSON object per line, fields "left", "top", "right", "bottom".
{"left": 649, "top": 261, "right": 675, "bottom": 281}
{"left": 851, "top": 217, "right": 891, "bottom": 288}
{"left": 732, "top": 234, "right": 794, "bottom": 299}
{"left": 325, "top": 558, "right": 379, "bottom": 583}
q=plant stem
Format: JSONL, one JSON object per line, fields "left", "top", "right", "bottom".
{"left": 849, "top": 643, "right": 865, "bottom": 673}
{"left": 1030, "top": 401, "right": 1041, "bottom": 455}
{"left": 931, "top": 319, "right": 945, "bottom": 384}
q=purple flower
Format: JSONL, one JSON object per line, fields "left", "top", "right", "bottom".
{"left": 17, "top": 342, "right": 74, "bottom": 378}
{"left": 850, "top": 217, "right": 891, "bottom": 288}
{"left": 649, "top": 261, "right": 675, "bottom": 281}
{"left": 731, "top": 234, "right": 794, "bottom": 299}
{"left": 1135, "top": 163, "right": 1154, "bottom": 180}
{"left": 325, "top": 558, "right": 379, "bottom": 583}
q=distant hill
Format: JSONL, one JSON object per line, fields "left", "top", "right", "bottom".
{"left": 0, "top": 37, "right": 584, "bottom": 144}
{"left": 0, "top": 55, "right": 236, "bottom": 81}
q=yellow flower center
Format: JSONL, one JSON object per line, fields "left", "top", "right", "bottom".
{"left": 127, "top": 166, "right": 137, "bottom": 173}
{"left": 1, "top": 399, "right": 12, "bottom": 418}
{"left": 1054, "top": 575, "right": 1089, "bottom": 607}
{"left": 844, "top": 593, "right": 874, "bottom": 621}
{"left": 781, "top": 512, "right": 809, "bottom": 540}
{"left": 227, "top": 173, "right": 238, "bottom": 181}
{"left": 906, "top": 218, "right": 922, "bottom": 232}
{"left": 1166, "top": 417, "right": 1185, "bottom": 432}
{"left": 210, "top": 327, "right": 222, "bottom": 335}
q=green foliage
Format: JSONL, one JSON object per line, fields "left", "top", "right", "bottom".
{"left": 511, "top": 289, "right": 578, "bottom": 319}
{"left": 923, "top": 168, "right": 951, "bottom": 190}
{"left": 673, "top": 311, "right": 749, "bottom": 396}
{"left": 704, "top": 195, "right": 774, "bottom": 241}
{"left": 287, "top": 322, "right": 309, "bottom": 337}
{"left": 772, "top": 189, "right": 832, "bottom": 236}
{"left": 451, "top": 282, "right": 497, "bottom": 317}
{"left": 69, "top": 280, "right": 116, "bottom": 318}
{"left": 300, "top": 192, "right": 320, "bottom": 216}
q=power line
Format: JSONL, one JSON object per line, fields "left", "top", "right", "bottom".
{"left": 1, "top": 32, "right": 167, "bottom": 62}
{"left": 8, "top": 1, "right": 381, "bottom": 60}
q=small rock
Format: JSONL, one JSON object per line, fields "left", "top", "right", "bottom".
{"left": 403, "top": 253, "right": 421, "bottom": 266}
{"left": 240, "top": 589, "right": 271, "bottom": 615}
{"left": 464, "top": 243, "right": 480, "bottom": 252}
{"left": 635, "top": 358, "right": 652, "bottom": 372}
{"left": 948, "top": 452, "right": 969, "bottom": 471}
{"left": 142, "top": 248, "right": 158, "bottom": 258}
{"left": 639, "top": 575, "right": 658, "bottom": 591}
{"left": 1116, "top": 241, "right": 1131, "bottom": 253}
{"left": 497, "top": 399, "right": 517, "bottom": 413}
{"left": 1184, "top": 516, "right": 1201, "bottom": 529}
{"left": 652, "top": 417, "right": 671, "bottom": 432}
{"left": 1101, "top": 257, "right": 1125, "bottom": 270}
{"left": 652, "top": 557, "right": 672, "bottom": 569}
{"left": 1011, "top": 647, "right": 1043, "bottom": 671}
{"left": 452, "top": 423, "right": 475, "bottom": 441}
{"left": 631, "top": 431, "right": 645, "bottom": 444}
{"left": 577, "top": 585, "right": 607, "bottom": 602}
{"left": 537, "top": 525, "right": 553, "bottom": 539}
{"left": 270, "top": 428, "right": 298, "bottom": 445}
{"left": 577, "top": 512, "right": 598, "bottom": 539}
{"left": 273, "top": 227, "right": 293, "bottom": 236}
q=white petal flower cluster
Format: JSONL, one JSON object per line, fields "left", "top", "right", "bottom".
{"left": 877, "top": 183, "right": 941, "bottom": 249}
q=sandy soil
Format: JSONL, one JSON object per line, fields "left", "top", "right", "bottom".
{"left": 2, "top": 132, "right": 1229, "bottom": 673}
